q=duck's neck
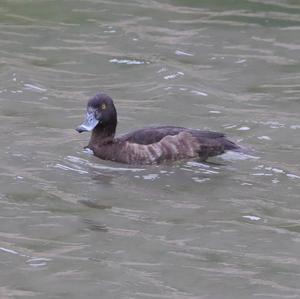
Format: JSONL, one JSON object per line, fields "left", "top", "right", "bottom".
{"left": 89, "top": 122, "right": 117, "bottom": 147}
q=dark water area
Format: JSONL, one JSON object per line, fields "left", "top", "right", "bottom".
{"left": 0, "top": 0, "right": 300, "bottom": 298}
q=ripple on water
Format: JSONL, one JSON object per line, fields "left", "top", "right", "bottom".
{"left": 251, "top": 164, "right": 300, "bottom": 183}
{"left": 0, "top": 246, "right": 51, "bottom": 268}
{"left": 175, "top": 50, "right": 194, "bottom": 57}
{"left": 64, "top": 155, "right": 145, "bottom": 173}
{"left": 109, "top": 58, "right": 150, "bottom": 65}
{"left": 26, "top": 257, "right": 52, "bottom": 268}
{"left": 23, "top": 83, "right": 47, "bottom": 92}
{"left": 163, "top": 71, "right": 184, "bottom": 80}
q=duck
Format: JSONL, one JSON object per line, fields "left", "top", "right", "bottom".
{"left": 76, "top": 93, "right": 241, "bottom": 165}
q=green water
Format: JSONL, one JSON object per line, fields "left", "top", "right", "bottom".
{"left": 0, "top": 0, "right": 300, "bottom": 298}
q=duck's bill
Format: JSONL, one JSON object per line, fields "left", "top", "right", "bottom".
{"left": 76, "top": 112, "right": 99, "bottom": 133}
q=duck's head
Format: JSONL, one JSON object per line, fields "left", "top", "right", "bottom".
{"left": 76, "top": 93, "right": 117, "bottom": 134}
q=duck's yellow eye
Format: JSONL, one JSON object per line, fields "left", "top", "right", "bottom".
{"left": 101, "top": 103, "right": 107, "bottom": 110}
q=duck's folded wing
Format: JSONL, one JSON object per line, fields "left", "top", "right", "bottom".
{"left": 120, "top": 131, "right": 224, "bottom": 164}
{"left": 118, "top": 126, "right": 229, "bottom": 145}
{"left": 118, "top": 126, "right": 188, "bottom": 145}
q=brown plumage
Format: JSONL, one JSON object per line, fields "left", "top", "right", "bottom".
{"left": 76, "top": 93, "right": 241, "bottom": 165}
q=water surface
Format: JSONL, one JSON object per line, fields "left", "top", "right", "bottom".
{"left": 1, "top": 0, "right": 300, "bottom": 298}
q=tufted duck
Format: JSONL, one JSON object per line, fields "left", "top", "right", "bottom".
{"left": 76, "top": 93, "right": 241, "bottom": 164}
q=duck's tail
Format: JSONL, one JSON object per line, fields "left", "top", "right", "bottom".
{"left": 222, "top": 137, "right": 254, "bottom": 156}
{"left": 222, "top": 137, "right": 243, "bottom": 152}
